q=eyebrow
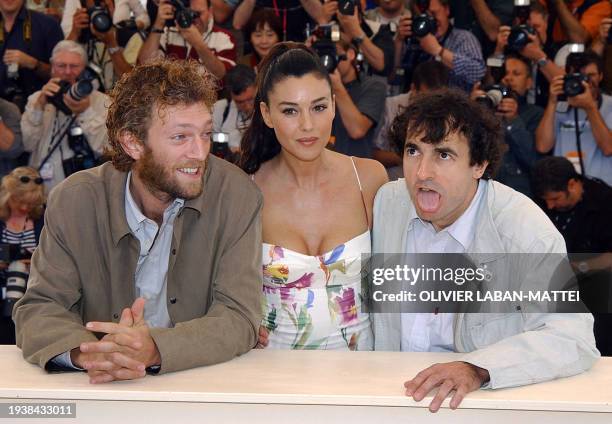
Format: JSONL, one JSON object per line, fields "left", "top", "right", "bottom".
{"left": 405, "top": 142, "right": 458, "bottom": 156}
{"left": 434, "top": 146, "right": 458, "bottom": 156}
{"left": 172, "top": 120, "right": 212, "bottom": 129}
{"left": 278, "top": 97, "right": 329, "bottom": 106}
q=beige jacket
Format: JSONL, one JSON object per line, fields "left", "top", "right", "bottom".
{"left": 14, "top": 158, "right": 263, "bottom": 373}
{"left": 372, "top": 179, "right": 599, "bottom": 389}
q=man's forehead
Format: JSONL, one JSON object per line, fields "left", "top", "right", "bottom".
{"left": 153, "top": 102, "right": 212, "bottom": 125}
{"left": 407, "top": 129, "right": 469, "bottom": 148}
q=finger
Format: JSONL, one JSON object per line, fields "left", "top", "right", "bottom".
{"left": 106, "top": 367, "right": 147, "bottom": 381}
{"left": 80, "top": 340, "right": 124, "bottom": 354}
{"left": 412, "top": 373, "right": 444, "bottom": 402}
{"left": 429, "top": 379, "right": 455, "bottom": 413}
{"left": 404, "top": 366, "right": 434, "bottom": 396}
{"left": 109, "top": 352, "right": 146, "bottom": 371}
{"left": 119, "top": 307, "right": 134, "bottom": 326}
{"left": 449, "top": 384, "right": 469, "bottom": 409}
{"left": 89, "top": 372, "right": 115, "bottom": 384}
{"left": 107, "top": 332, "right": 143, "bottom": 350}
{"left": 86, "top": 321, "right": 133, "bottom": 335}
{"left": 82, "top": 358, "right": 119, "bottom": 372}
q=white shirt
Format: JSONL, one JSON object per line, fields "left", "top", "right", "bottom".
{"left": 400, "top": 180, "right": 484, "bottom": 352}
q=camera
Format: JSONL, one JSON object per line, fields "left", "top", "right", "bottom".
{"left": 476, "top": 84, "right": 514, "bottom": 109}
{"left": 412, "top": 0, "right": 437, "bottom": 38}
{"left": 166, "top": 0, "right": 200, "bottom": 29}
{"left": 62, "top": 125, "right": 98, "bottom": 177}
{"left": 2, "top": 63, "right": 26, "bottom": 110}
{"left": 309, "top": 24, "right": 345, "bottom": 73}
{"left": 338, "top": 0, "right": 355, "bottom": 15}
{"left": 0, "top": 247, "right": 30, "bottom": 318}
{"left": 48, "top": 65, "right": 101, "bottom": 115}
{"left": 562, "top": 73, "right": 589, "bottom": 98}
{"left": 507, "top": 0, "right": 535, "bottom": 52}
{"left": 1, "top": 261, "right": 29, "bottom": 317}
{"left": 88, "top": 0, "right": 113, "bottom": 33}
{"left": 211, "top": 132, "right": 230, "bottom": 160}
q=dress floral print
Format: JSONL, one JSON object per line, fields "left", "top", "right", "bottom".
{"left": 261, "top": 231, "right": 373, "bottom": 350}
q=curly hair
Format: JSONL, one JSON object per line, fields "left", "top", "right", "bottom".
{"left": 105, "top": 59, "right": 218, "bottom": 172}
{"left": 0, "top": 167, "right": 46, "bottom": 221}
{"left": 387, "top": 88, "right": 505, "bottom": 179}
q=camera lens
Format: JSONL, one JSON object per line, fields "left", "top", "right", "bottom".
{"left": 69, "top": 79, "right": 94, "bottom": 101}
{"left": 91, "top": 8, "right": 112, "bottom": 32}
{"left": 563, "top": 74, "right": 586, "bottom": 97}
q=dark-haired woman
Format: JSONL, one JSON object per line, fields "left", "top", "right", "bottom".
{"left": 239, "top": 9, "right": 282, "bottom": 73}
{"left": 240, "top": 42, "right": 388, "bottom": 350}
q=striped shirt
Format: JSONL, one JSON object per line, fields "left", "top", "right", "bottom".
{"left": 1, "top": 227, "right": 37, "bottom": 253}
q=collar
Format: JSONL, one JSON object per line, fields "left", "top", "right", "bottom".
{"left": 110, "top": 159, "right": 212, "bottom": 245}
{"left": 398, "top": 179, "right": 506, "bottom": 259}
{"left": 411, "top": 180, "right": 484, "bottom": 250}
{"left": 124, "top": 171, "right": 185, "bottom": 233}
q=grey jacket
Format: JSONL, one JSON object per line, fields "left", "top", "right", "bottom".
{"left": 14, "top": 158, "right": 263, "bottom": 373}
{"left": 372, "top": 178, "right": 599, "bottom": 389}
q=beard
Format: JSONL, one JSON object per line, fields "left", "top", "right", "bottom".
{"left": 134, "top": 146, "right": 206, "bottom": 201}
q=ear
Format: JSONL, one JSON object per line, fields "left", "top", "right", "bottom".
{"left": 472, "top": 160, "right": 489, "bottom": 180}
{"left": 260, "top": 101, "right": 274, "bottom": 129}
{"left": 347, "top": 48, "right": 356, "bottom": 62}
{"left": 118, "top": 131, "right": 145, "bottom": 161}
{"left": 567, "top": 178, "right": 578, "bottom": 192}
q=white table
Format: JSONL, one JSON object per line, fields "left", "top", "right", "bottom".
{"left": 1, "top": 346, "right": 611, "bottom": 423}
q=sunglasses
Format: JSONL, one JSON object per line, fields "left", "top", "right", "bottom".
{"left": 19, "top": 176, "right": 44, "bottom": 185}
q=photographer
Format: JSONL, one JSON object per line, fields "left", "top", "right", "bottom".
{"left": 62, "top": 0, "right": 138, "bottom": 90}
{"left": 493, "top": 2, "right": 564, "bottom": 107}
{"left": 138, "top": 0, "right": 235, "bottom": 80}
{"left": 0, "top": 0, "right": 64, "bottom": 110}
{"left": 21, "top": 40, "right": 108, "bottom": 191}
{"left": 333, "top": 3, "right": 391, "bottom": 78}
{"left": 473, "top": 54, "right": 543, "bottom": 197}
{"left": 0, "top": 166, "right": 45, "bottom": 345}
{"left": 536, "top": 51, "right": 612, "bottom": 186}
{"left": 0, "top": 98, "right": 24, "bottom": 178}
{"left": 395, "top": 0, "right": 485, "bottom": 92}
{"left": 532, "top": 156, "right": 612, "bottom": 357}
{"left": 330, "top": 39, "right": 386, "bottom": 158}
{"left": 231, "top": 0, "right": 323, "bottom": 42}
{"left": 212, "top": 64, "right": 255, "bottom": 153}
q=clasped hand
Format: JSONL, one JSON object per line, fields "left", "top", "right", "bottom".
{"left": 71, "top": 297, "right": 161, "bottom": 384}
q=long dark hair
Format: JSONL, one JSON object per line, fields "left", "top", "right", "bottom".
{"left": 239, "top": 42, "right": 332, "bottom": 175}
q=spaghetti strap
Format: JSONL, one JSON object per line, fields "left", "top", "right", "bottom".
{"left": 350, "top": 157, "right": 369, "bottom": 227}
{"left": 349, "top": 156, "right": 363, "bottom": 191}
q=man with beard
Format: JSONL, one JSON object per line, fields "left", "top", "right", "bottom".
{"left": 13, "top": 59, "right": 263, "bottom": 383}
{"left": 373, "top": 88, "right": 598, "bottom": 412}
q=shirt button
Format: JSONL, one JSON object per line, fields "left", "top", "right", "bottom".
{"left": 172, "top": 248, "right": 176, "bottom": 255}
{"left": 113, "top": 313, "right": 119, "bottom": 319}
{"left": 170, "top": 297, "right": 177, "bottom": 304}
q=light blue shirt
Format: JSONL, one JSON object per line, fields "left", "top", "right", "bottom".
{"left": 124, "top": 172, "right": 184, "bottom": 329}
{"left": 554, "top": 94, "right": 612, "bottom": 186}
{"left": 400, "top": 180, "right": 484, "bottom": 352}
{"left": 52, "top": 172, "right": 184, "bottom": 369}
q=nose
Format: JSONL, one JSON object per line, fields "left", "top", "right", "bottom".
{"left": 190, "top": 135, "right": 210, "bottom": 161}
{"left": 299, "top": 111, "right": 314, "bottom": 132}
{"left": 415, "top": 156, "right": 435, "bottom": 181}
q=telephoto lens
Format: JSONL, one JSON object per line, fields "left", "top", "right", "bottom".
{"left": 3, "top": 260, "right": 28, "bottom": 317}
